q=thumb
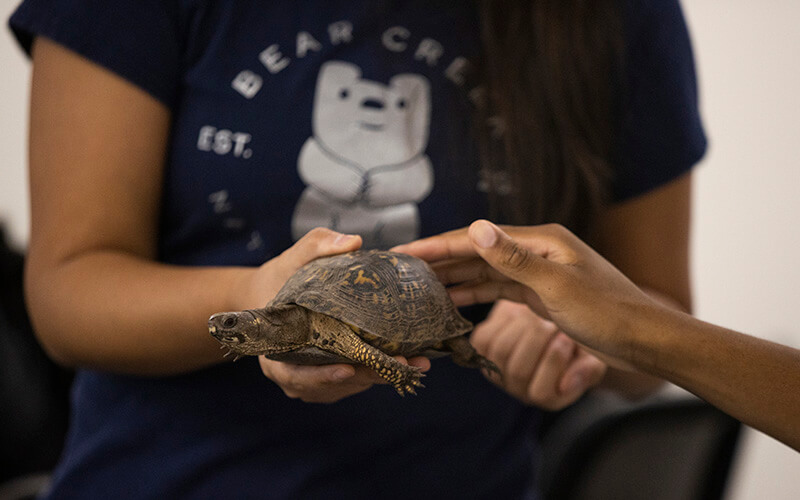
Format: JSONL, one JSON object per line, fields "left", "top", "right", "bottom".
{"left": 281, "top": 227, "right": 362, "bottom": 270}
{"left": 467, "top": 220, "right": 556, "bottom": 287}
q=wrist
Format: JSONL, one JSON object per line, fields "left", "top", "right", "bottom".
{"left": 619, "top": 299, "right": 689, "bottom": 378}
{"left": 224, "top": 266, "right": 260, "bottom": 311}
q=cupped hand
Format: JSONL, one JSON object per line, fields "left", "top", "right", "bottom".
{"left": 472, "top": 300, "right": 606, "bottom": 410}
{"left": 259, "top": 356, "right": 431, "bottom": 404}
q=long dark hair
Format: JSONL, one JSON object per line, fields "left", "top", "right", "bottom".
{"left": 475, "top": 0, "right": 624, "bottom": 238}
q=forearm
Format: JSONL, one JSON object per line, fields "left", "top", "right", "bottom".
{"left": 631, "top": 304, "right": 800, "bottom": 451}
{"left": 26, "top": 250, "right": 253, "bottom": 375}
{"left": 599, "top": 286, "right": 682, "bottom": 398}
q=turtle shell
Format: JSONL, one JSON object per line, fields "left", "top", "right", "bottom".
{"left": 270, "top": 250, "right": 472, "bottom": 350}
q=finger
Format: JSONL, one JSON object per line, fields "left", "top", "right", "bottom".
{"left": 391, "top": 227, "right": 475, "bottom": 263}
{"left": 469, "top": 220, "right": 555, "bottom": 286}
{"left": 469, "top": 311, "right": 508, "bottom": 358}
{"left": 502, "top": 318, "right": 560, "bottom": 397}
{"left": 407, "top": 356, "right": 432, "bottom": 372}
{"left": 431, "top": 257, "right": 513, "bottom": 286}
{"left": 280, "top": 227, "right": 362, "bottom": 270}
{"left": 526, "top": 333, "right": 576, "bottom": 409}
{"left": 260, "top": 356, "right": 356, "bottom": 383}
{"left": 558, "top": 350, "right": 607, "bottom": 396}
{"left": 349, "top": 364, "right": 391, "bottom": 385}
{"left": 477, "top": 316, "right": 530, "bottom": 376}
{"left": 448, "top": 281, "right": 551, "bottom": 320}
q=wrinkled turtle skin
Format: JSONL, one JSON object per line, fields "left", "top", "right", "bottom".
{"left": 209, "top": 250, "right": 499, "bottom": 395}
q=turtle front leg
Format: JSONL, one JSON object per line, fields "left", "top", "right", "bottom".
{"left": 309, "top": 312, "right": 425, "bottom": 396}
{"left": 443, "top": 336, "right": 502, "bottom": 379}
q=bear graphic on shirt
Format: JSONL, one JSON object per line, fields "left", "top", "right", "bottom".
{"left": 291, "top": 61, "right": 433, "bottom": 249}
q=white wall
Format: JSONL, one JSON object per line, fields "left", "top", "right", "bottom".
{"left": 1, "top": 0, "right": 798, "bottom": 497}
{"left": 0, "top": 0, "right": 29, "bottom": 250}
{"left": 682, "top": 1, "right": 800, "bottom": 498}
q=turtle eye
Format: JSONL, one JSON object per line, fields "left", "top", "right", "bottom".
{"left": 222, "top": 316, "right": 237, "bottom": 329}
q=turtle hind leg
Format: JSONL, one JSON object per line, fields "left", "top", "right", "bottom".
{"left": 442, "top": 337, "right": 502, "bottom": 379}
{"left": 309, "top": 312, "right": 425, "bottom": 396}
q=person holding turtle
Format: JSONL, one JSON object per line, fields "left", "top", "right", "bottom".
{"left": 10, "top": 0, "right": 706, "bottom": 497}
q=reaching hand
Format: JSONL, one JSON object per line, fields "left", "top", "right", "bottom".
{"left": 394, "top": 220, "right": 657, "bottom": 364}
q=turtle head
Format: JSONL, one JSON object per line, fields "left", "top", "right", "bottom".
{"left": 208, "top": 305, "right": 309, "bottom": 357}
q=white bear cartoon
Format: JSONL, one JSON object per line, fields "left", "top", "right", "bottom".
{"left": 291, "top": 61, "right": 433, "bottom": 249}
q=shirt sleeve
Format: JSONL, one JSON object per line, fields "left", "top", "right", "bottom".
{"left": 8, "top": 0, "right": 184, "bottom": 108}
{"left": 613, "top": 0, "right": 707, "bottom": 202}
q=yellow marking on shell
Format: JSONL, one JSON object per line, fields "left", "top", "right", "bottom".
{"left": 389, "top": 256, "right": 399, "bottom": 266}
{"left": 383, "top": 341, "right": 401, "bottom": 353}
{"left": 354, "top": 270, "right": 379, "bottom": 288}
{"left": 372, "top": 272, "right": 381, "bottom": 282}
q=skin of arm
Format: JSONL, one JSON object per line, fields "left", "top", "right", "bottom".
{"left": 25, "top": 38, "right": 430, "bottom": 395}
{"left": 585, "top": 172, "right": 695, "bottom": 397}
{"left": 398, "top": 220, "right": 800, "bottom": 451}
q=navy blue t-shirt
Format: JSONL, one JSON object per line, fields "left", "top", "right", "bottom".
{"left": 9, "top": 1, "right": 706, "bottom": 498}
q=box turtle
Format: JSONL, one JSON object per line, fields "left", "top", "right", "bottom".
{"left": 209, "top": 250, "right": 499, "bottom": 395}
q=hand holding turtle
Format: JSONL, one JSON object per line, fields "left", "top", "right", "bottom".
{"left": 232, "top": 227, "right": 364, "bottom": 311}
{"left": 259, "top": 355, "right": 430, "bottom": 404}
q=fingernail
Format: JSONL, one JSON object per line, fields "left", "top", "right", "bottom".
{"left": 471, "top": 220, "right": 498, "bottom": 249}
{"left": 332, "top": 368, "right": 353, "bottom": 381}
{"left": 334, "top": 234, "right": 357, "bottom": 246}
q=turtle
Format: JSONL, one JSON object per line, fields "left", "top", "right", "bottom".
{"left": 209, "top": 249, "right": 500, "bottom": 395}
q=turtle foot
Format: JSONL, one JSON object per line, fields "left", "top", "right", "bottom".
{"left": 391, "top": 366, "right": 426, "bottom": 396}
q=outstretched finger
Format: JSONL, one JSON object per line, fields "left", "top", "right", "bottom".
{"left": 431, "top": 257, "right": 514, "bottom": 286}
{"left": 448, "top": 281, "right": 550, "bottom": 319}
{"left": 392, "top": 227, "right": 476, "bottom": 263}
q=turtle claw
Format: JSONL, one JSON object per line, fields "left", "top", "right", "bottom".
{"left": 392, "top": 367, "right": 426, "bottom": 396}
{"left": 481, "top": 359, "right": 502, "bottom": 380}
